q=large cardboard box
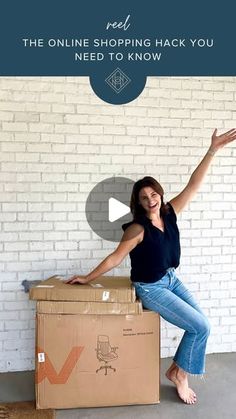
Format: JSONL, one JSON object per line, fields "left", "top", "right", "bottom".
{"left": 30, "top": 275, "right": 135, "bottom": 303}
{"left": 36, "top": 307, "right": 160, "bottom": 409}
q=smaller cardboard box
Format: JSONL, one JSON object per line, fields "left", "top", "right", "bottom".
{"left": 30, "top": 275, "right": 135, "bottom": 303}
{"left": 36, "top": 307, "right": 160, "bottom": 409}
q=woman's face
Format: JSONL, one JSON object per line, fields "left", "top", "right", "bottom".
{"left": 138, "top": 186, "right": 162, "bottom": 215}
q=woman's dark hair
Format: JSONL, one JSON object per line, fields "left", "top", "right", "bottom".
{"left": 130, "top": 176, "right": 168, "bottom": 220}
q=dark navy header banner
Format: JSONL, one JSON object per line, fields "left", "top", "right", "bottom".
{"left": 0, "top": 0, "right": 235, "bottom": 104}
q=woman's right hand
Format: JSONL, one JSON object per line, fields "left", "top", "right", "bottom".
{"left": 65, "top": 275, "right": 89, "bottom": 285}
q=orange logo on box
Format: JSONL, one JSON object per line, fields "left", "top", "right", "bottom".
{"left": 36, "top": 346, "right": 84, "bottom": 384}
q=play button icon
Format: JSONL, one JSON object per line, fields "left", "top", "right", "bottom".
{"left": 85, "top": 176, "right": 135, "bottom": 242}
{"left": 108, "top": 198, "right": 130, "bottom": 222}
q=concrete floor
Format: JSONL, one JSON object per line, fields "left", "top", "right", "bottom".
{"left": 0, "top": 353, "right": 235, "bottom": 419}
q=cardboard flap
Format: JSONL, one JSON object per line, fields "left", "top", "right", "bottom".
{"left": 37, "top": 300, "right": 143, "bottom": 315}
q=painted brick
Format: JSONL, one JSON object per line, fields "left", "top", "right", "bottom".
{"left": 1, "top": 76, "right": 236, "bottom": 372}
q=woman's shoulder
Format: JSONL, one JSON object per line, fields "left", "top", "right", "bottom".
{"left": 122, "top": 216, "right": 148, "bottom": 232}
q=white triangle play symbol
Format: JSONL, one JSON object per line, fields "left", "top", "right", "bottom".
{"left": 108, "top": 197, "right": 130, "bottom": 222}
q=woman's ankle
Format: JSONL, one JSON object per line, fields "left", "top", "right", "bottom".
{"left": 176, "top": 367, "right": 188, "bottom": 380}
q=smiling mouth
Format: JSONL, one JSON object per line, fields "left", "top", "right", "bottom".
{"left": 148, "top": 203, "right": 157, "bottom": 209}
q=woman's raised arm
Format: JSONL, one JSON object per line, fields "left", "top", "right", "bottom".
{"left": 170, "top": 128, "right": 236, "bottom": 215}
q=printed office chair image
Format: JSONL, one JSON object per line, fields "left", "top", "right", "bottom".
{"left": 95, "top": 335, "right": 118, "bottom": 375}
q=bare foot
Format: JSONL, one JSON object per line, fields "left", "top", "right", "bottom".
{"left": 165, "top": 365, "right": 197, "bottom": 404}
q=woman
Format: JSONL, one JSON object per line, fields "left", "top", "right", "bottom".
{"left": 66, "top": 128, "right": 236, "bottom": 404}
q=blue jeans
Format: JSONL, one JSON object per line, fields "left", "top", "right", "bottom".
{"left": 133, "top": 268, "right": 211, "bottom": 375}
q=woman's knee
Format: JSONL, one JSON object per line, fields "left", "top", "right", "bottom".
{"left": 199, "top": 316, "right": 211, "bottom": 337}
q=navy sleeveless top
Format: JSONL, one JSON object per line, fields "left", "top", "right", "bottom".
{"left": 122, "top": 202, "right": 180, "bottom": 283}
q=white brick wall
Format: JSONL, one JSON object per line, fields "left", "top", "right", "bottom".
{"left": 0, "top": 76, "right": 236, "bottom": 371}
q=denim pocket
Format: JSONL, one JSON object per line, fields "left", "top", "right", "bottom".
{"left": 133, "top": 282, "right": 152, "bottom": 293}
{"left": 134, "top": 281, "right": 148, "bottom": 286}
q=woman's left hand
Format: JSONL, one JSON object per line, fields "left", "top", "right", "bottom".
{"left": 64, "top": 275, "right": 89, "bottom": 284}
{"left": 211, "top": 128, "right": 236, "bottom": 152}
